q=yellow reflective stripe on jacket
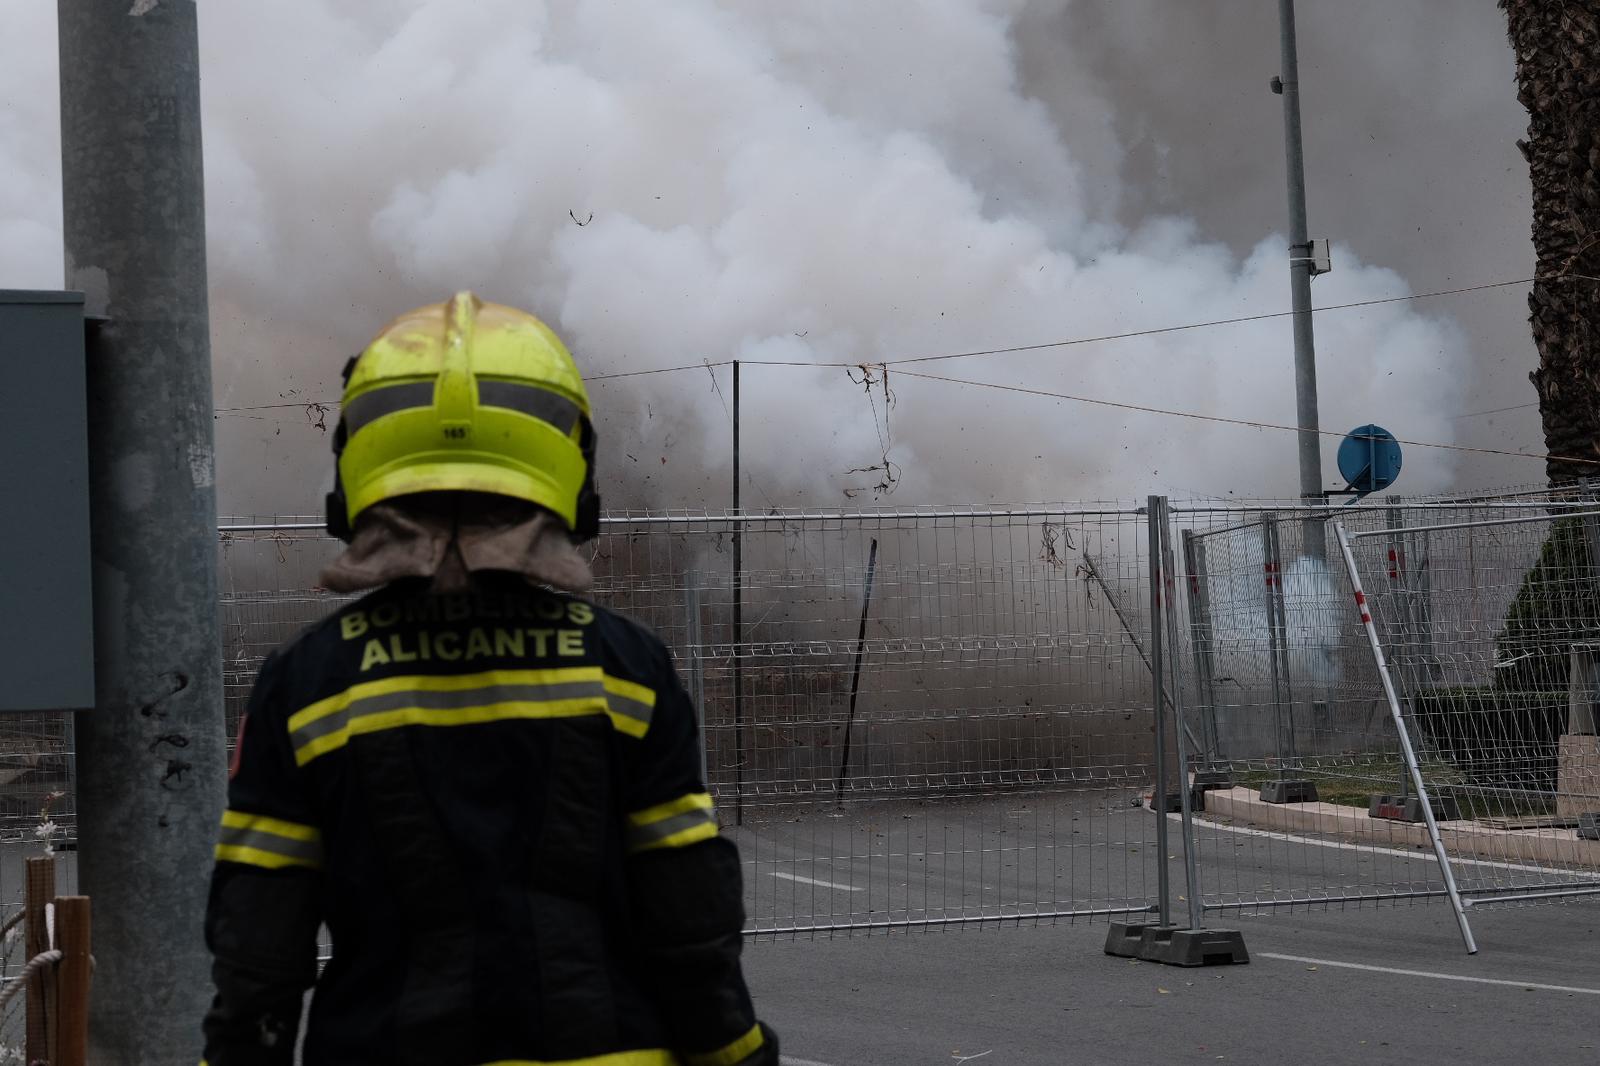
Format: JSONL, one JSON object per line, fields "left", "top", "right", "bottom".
{"left": 601, "top": 673, "right": 657, "bottom": 730}
{"left": 214, "top": 810, "right": 324, "bottom": 871}
{"left": 476, "top": 1050, "right": 676, "bottom": 1066}
{"left": 286, "top": 667, "right": 658, "bottom": 765}
{"left": 626, "top": 792, "right": 719, "bottom": 853}
{"left": 684, "top": 1024, "right": 765, "bottom": 1066}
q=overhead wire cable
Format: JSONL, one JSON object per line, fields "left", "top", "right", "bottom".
{"left": 213, "top": 272, "right": 1597, "bottom": 414}
{"left": 890, "top": 368, "right": 1600, "bottom": 468}
{"left": 742, "top": 274, "right": 1594, "bottom": 371}
{"left": 1450, "top": 402, "right": 1540, "bottom": 420}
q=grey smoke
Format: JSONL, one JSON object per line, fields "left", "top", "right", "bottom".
{"left": 1032, "top": 0, "right": 1539, "bottom": 486}
{"left": 0, "top": 2, "right": 1538, "bottom": 514}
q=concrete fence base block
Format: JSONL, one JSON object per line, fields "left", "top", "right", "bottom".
{"left": 1132, "top": 923, "right": 1181, "bottom": 959}
{"left": 1259, "top": 779, "right": 1319, "bottom": 804}
{"left": 1142, "top": 927, "right": 1251, "bottom": 967}
{"left": 1404, "top": 794, "right": 1460, "bottom": 822}
{"left": 1193, "top": 769, "right": 1234, "bottom": 789}
{"left": 1103, "top": 921, "right": 1154, "bottom": 958}
{"left": 1580, "top": 813, "right": 1600, "bottom": 841}
{"left": 1158, "top": 928, "right": 1254, "bottom": 966}
{"left": 1368, "top": 793, "right": 1461, "bottom": 823}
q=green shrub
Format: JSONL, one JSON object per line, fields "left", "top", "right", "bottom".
{"left": 1411, "top": 686, "right": 1566, "bottom": 791}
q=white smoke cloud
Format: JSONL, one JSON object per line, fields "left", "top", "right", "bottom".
{"left": 0, "top": 0, "right": 1473, "bottom": 513}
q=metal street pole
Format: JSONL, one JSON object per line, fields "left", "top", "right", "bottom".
{"left": 1274, "top": 0, "right": 1327, "bottom": 561}
{"left": 58, "top": 2, "right": 226, "bottom": 1061}
{"left": 731, "top": 360, "right": 744, "bottom": 825}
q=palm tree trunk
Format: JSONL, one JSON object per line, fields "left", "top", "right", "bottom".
{"left": 1501, "top": 0, "right": 1600, "bottom": 482}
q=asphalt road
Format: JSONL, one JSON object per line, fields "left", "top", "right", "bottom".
{"left": 4, "top": 796, "right": 1594, "bottom": 1065}
{"left": 745, "top": 902, "right": 1600, "bottom": 1066}
{"left": 725, "top": 789, "right": 1526, "bottom": 936}
{"left": 731, "top": 793, "right": 1600, "bottom": 1066}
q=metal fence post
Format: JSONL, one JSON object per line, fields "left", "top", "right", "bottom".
{"left": 1334, "top": 522, "right": 1478, "bottom": 954}
{"left": 1146, "top": 498, "right": 1172, "bottom": 927}
{"left": 1156, "top": 500, "right": 1204, "bottom": 930}
{"left": 1259, "top": 514, "right": 1316, "bottom": 802}
{"left": 732, "top": 363, "right": 744, "bottom": 825}
{"left": 1385, "top": 504, "right": 1417, "bottom": 802}
{"left": 835, "top": 538, "right": 881, "bottom": 799}
{"left": 1271, "top": 521, "right": 1301, "bottom": 769}
{"left": 1415, "top": 521, "right": 1437, "bottom": 687}
{"left": 684, "top": 570, "right": 707, "bottom": 781}
{"left": 1182, "top": 529, "right": 1222, "bottom": 765}
{"left": 1262, "top": 516, "right": 1289, "bottom": 782}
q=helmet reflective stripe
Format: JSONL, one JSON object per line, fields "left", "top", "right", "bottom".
{"left": 476, "top": 380, "right": 583, "bottom": 435}
{"left": 343, "top": 379, "right": 584, "bottom": 442}
{"left": 341, "top": 381, "right": 435, "bottom": 437}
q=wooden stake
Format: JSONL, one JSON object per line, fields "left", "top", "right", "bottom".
{"left": 23, "top": 857, "right": 56, "bottom": 1063}
{"left": 52, "top": 896, "right": 92, "bottom": 1066}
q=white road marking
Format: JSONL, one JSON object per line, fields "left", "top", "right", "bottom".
{"left": 1260, "top": 952, "right": 1600, "bottom": 995}
{"left": 771, "top": 870, "right": 865, "bottom": 892}
{"left": 781, "top": 1058, "right": 841, "bottom": 1066}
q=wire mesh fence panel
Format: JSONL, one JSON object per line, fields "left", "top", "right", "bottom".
{"left": 1175, "top": 506, "right": 1405, "bottom": 809}
{"left": 674, "top": 508, "right": 1170, "bottom": 934}
{"left": 217, "top": 507, "right": 1176, "bottom": 935}
{"left": 37, "top": 489, "right": 1600, "bottom": 953}
{"left": 0, "top": 714, "right": 74, "bottom": 841}
{"left": 1342, "top": 506, "right": 1600, "bottom": 908}
{"left": 1157, "top": 505, "right": 1418, "bottom": 915}
{"left": 218, "top": 520, "right": 352, "bottom": 743}
{"left": 1152, "top": 495, "right": 1600, "bottom": 921}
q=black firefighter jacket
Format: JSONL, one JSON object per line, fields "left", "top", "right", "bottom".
{"left": 201, "top": 571, "right": 774, "bottom": 1066}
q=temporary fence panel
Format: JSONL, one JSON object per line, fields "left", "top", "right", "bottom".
{"left": 6, "top": 492, "right": 1595, "bottom": 958}
{"left": 218, "top": 522, "right": 351, "bottom": 740}
{"left": 0, "top": 713, "right": 74, "bottom": 841}
{"left": 1338, "top": 507, "right": 1600, "bottom": 910}
{"left": 216, "top": 507, "right": 1174, "bottom": 936}
{"left": 1158, "top": 504, "right": 1433, "bottom": 918}
{"left": 1165, "top": 496, "right": 1600, "bottom": 928}
{"left": 686, "top": 508, "right": 1166, "bottom": 935}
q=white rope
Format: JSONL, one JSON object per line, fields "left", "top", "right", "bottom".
{"left": 0, "top": 950, "right": 62, "bottom": 1013}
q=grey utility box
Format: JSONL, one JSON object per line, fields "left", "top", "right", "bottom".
{"left": 0, "top": 290, "right": 93, "bottom": 711}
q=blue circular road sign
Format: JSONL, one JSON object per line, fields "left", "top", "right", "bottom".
{"left": 1336, "top": 424, "right": 1402, "bottom": 494}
